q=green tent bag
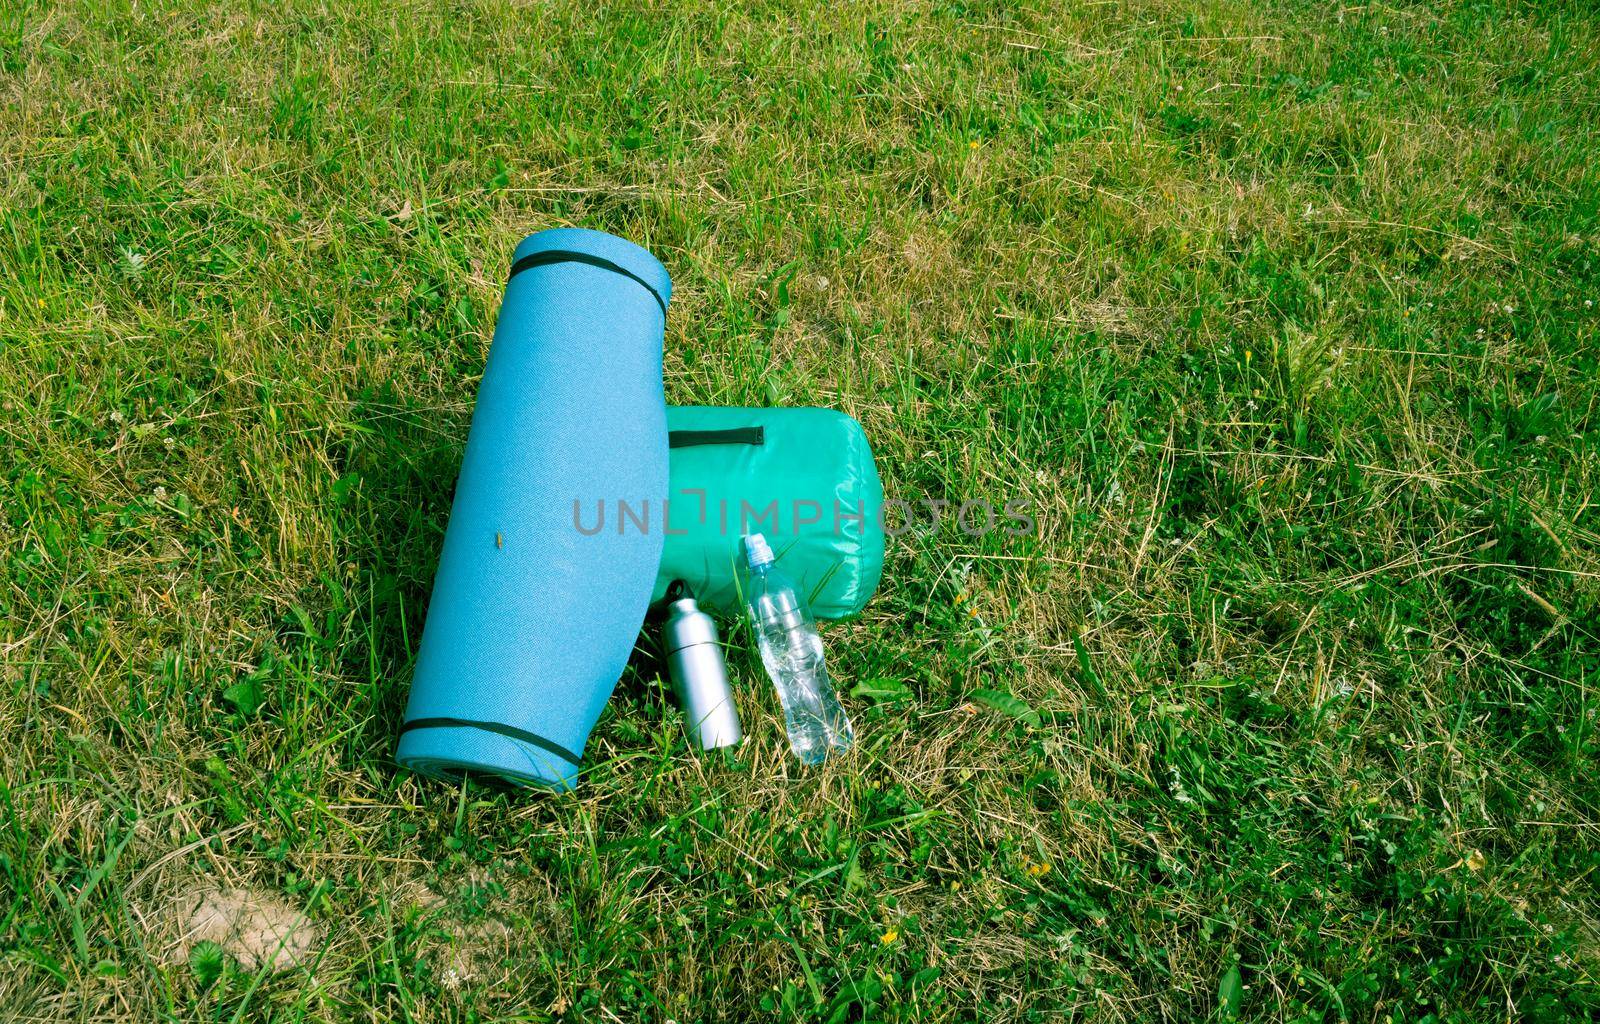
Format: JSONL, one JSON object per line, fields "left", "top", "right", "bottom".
{"left": 657, "top": 406, "right": 884, "bottom": 619}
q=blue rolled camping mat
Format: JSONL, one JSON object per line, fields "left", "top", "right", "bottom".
{"left": 397, "top": 228, "right": 672, "bottom": 790}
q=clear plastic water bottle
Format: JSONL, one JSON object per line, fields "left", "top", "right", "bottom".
{"left": 742, "top": 533, "right": 855, "bottom": 764}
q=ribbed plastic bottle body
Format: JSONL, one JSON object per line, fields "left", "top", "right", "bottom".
{"left": 745, "top": 562, "right": 855, "bottom": 764}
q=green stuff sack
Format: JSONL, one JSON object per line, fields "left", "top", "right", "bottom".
{"left": 657, "top": 407, "right": 884, "bottom": 619}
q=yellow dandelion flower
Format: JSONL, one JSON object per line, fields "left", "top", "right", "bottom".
{"left": 880, "top": 928, "right": 899, "bottom": 944}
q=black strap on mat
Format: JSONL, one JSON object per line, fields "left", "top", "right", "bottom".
{"left": 399, "top": 717, "right": 582, "bottom": 766}
{"left": 506, "top": 249, "right": 668, "bottom": 320}
{"left": 668, "top": 426, "right": 765, "bottom": 448}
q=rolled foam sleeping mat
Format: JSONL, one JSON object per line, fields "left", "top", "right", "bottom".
{"left": 397, "top": 228, "right": 671, "bottom": 790}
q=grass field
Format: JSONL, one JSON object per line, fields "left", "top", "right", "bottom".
{"left": 4, "top": 0, "right": 1600, "bottom": 1020}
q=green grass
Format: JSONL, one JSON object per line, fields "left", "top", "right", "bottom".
{"left": 4, "top": 0, "right": 1600, "bottom": 1020}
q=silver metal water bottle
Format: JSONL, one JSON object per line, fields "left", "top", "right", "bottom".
{"left": 662, "top": 595, "right": 742, "bottom": 750}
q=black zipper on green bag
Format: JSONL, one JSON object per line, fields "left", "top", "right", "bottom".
{"left": 668, "top": 426, "right": 765, "bottom": 448}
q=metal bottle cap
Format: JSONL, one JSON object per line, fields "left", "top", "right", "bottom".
{"left": 662, "top": 595, "right": 742, "bottom": 751}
